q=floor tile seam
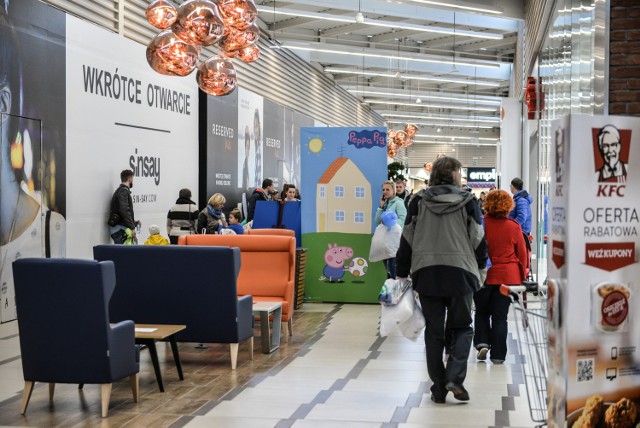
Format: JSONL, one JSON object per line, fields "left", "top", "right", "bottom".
{"left": 209, "top": 304, "right": 341, "bottom": 407}
{"left": 211, "top": 310, "right": 391, "bottom": 424}
{"left": 0, "top": 355, "right": 21, "bottom": 367}
{"left": 0, "top": 333, "right": 19, "bottom": 341}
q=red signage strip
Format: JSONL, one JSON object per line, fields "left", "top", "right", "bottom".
{"left": 585, "top": 242, "right": 636, "bottom": 272}
{"left": 552, "top": 240, "right": 565, "bottom": 269}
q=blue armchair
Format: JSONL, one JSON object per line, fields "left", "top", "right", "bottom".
{"left": 12, "top": 258, "right": 139, "bottom": 418}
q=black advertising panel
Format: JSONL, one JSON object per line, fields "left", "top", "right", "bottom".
{"left": 206, "top": 90, "right": 239, "bottom": 208}
{"left": 262, "top": 99, "right": 285, "bottom": 190}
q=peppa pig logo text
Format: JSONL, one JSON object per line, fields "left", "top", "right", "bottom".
{"left": 347, "top": 130, "right": 386, "bottom": 149}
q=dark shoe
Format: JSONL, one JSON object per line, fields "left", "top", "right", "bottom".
{"left": 491, "top": 359, "right": 504, "bottom": 365}
{"left": 430, "top": 393, "right": 446, "bottom": 404}
{"left": 445, "top": 382, "right": 470, "bottom": 401}
{"left": 476, "top": 347, "right": 489, "bottom": 361}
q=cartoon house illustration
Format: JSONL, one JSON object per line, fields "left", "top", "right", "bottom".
{"left": 316, "top": 157, "right": 372, "bottom": 233}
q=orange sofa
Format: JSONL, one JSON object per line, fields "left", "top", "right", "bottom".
{"left": 178, "top": 234, "right": 296, "bottom": 335}
{"left": 246, "top": 229, "right": 294, "bottom": 237}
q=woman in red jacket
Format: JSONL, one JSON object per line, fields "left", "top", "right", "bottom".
{"left": 474, "top": 189, "right": 528, "bottom": 364}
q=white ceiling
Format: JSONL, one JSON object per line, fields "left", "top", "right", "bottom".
{"left": 255, "top": 0, "right": 524, "bottom": 145}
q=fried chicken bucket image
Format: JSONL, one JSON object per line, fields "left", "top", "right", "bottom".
{"left": 568, "top": 395, "right": 638, "bottom": 427}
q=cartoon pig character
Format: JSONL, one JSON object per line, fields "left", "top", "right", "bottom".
{"left": 320, "top": 243, "right": 354, "bottom": 282}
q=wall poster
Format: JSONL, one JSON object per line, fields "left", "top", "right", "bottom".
{"left": 300, "top": 127, "right": 387, "bottom": 303}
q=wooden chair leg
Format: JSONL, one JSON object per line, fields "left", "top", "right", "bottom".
{"left": 48, "top": 383, "right": 55, "bottom": 401}
{"left": 21, "top": 381, "right": 34, "bottom": 415}
{"left": 101, "top": 384, "right": 112, "bottom": 418}
{"left": 288, "top": 318, "right": 293, "bottom": 336}
{"left": 130, "top": 374, "right": 139, "bottom": 403}
{"left": 281, "top": 322, "right": 287, "bottom": 337}
{"left": 230, "top": 343, "right": 239, "bottom": 370}
{"left": 248, "top": 337, "right": 254, "bottom": 359}
{"left": 78, "top": 384, "right": 84, "bottom": 390}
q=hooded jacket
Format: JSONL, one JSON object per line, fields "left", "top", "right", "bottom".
{"left": 508, "top": 189, "right": 533, "bottom": 234}
{"left": 396, "top": 185, "right": 488, "bottom": 296}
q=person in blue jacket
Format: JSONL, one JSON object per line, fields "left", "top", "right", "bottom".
{"left": 508, "top": 177, "right": 532, "bottom": 234}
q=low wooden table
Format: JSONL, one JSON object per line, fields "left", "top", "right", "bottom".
{"left": 252, "top": 302, "right": 282, "bottom": 354}
{"left": 134, "top": 324, "right": 186, "bottom": 392}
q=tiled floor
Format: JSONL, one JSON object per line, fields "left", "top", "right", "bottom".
{"left": 0, "top": 303, "right": 539, "bottom": 427}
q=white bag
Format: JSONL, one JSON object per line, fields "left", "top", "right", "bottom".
{"left": 398, "top": 295, "right": 425, "bottom": 341}
{"left": 380, "top": 286, "right": 425, "bottom": 340}
{"left": 378, "top": 278, "right": 410, "bottom": 305}
{"left": 369, "top": 223, "right": 402, "bottom": 262}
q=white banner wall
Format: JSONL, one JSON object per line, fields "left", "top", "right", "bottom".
{"left": 65, "top": 18, "right": 199, "bottom": 258}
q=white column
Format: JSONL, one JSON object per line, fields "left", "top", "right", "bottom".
{"left": 498, "top": 98, "right": 523, "bottom": 190}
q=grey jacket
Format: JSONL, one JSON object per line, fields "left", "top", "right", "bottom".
{"left": 397, "top": 185, "right": 488, "bottom": 296}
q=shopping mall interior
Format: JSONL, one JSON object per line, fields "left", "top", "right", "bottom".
{"left": 0, "top": 0, "right": 638, "bottom": 427}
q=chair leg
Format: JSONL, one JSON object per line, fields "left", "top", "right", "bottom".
{"left": 282, "top": 322, "right": 287, "bottom": 337}
{"left": 101, "top": 384, "right": 112, "bottom": 418}
{"left": 20, "top": 381, "right": 34, "bottom": 415}
{"left": 49, "top": 383, "right": 55, "bottom": 401}
{"left": 130, "top": 374, "right": 139, "bottom": 403}
{"left": 78, "top": 384, "right": 84, "bottom": 390}
{"left": 230, "top": 343, "right": 239, "bottom": 370}
{"left": 288, "top": 318, "right": 293, "bottom": 336}
{"left": 249, "top": 337, "right": 254, "bottom": 359}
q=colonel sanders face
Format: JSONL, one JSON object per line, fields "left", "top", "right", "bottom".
{"left": 598, "top": 125, "right": 621, "bottom": 171}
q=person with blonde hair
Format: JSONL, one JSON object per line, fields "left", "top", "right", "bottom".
{"left": 197, "top": 193, "right": 227, "bottom": 234}
{"left": 473, "top": 189, "right": 528, "bottom": 364}
{"left": 375, "top": 180, "right": 406, "bottom": 279}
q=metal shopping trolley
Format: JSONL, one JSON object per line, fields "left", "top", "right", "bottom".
{"left": 500, "top": 281, "right": 548, "bottom": 427}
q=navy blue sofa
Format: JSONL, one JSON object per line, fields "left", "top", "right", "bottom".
{"left": 93, "top": 245, "right": 253, "bottom": 369}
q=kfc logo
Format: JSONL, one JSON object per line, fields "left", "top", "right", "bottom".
{"left": 592, "top": 125, "right": 631, "bottom": 184}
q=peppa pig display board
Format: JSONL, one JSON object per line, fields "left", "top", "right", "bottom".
{"left": 300, "top": 127, "right": 388, "bottom": 303}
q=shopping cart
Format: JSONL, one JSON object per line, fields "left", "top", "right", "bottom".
{"left": 500, "top": 281, "right": 548, "bottom": 427}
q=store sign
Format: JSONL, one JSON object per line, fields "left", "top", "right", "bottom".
{"left": 548, "top": 115, "right": 640, "bottom": 428}
{"left": 467, "top": 167, "right": 496, "bottom": 182}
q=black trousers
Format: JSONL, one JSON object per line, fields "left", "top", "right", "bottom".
{"left": 418, "top": 293, "right": 473, "bottom": 395}
{"left": 473, "top": 284, "right": 511, "bottom": 361}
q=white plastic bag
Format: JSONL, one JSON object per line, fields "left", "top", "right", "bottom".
{"left": 378, "top": 278, "right": 410, "bottom": 305}
{"left": 380, "top": 286, "right": 425, "bottom": 341}
{"left": 369, "top": 223, "right": 402, "bottom": 262}
{"left": 398, "top": 295, "right": 425, "bottom": 341}
{"left": 379, "top": 286, "right": 414, "bottom": 336}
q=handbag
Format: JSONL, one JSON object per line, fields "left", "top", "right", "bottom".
{"left": 107, "top": 211, "right": 121, "bottom": 227}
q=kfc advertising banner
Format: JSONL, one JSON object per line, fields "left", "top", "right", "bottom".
{"left": 548, "top": 115, "right": 640, "bottom": 427}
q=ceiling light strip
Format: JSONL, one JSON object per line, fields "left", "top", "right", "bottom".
{"left": 255, "top": 7, "right": 503, "bottom": 39}
{"left": 368, "top": 100, "right": 497, "bottom": 111}
{"left": 382, "top": 113, "right": 499, "bottom": 123}
{"left": 408, "top": 0, "right": 503, "bottom": 15}
{"left": 387, "top": 120, "right": 495, "bottom": 128}
{"left": 347, "top": 89, "right": 502, "bottom": 104}
{"left": 281, "top": 45, "right": 500, "bottom": 69}
{"left": 413, "top": 135, "right": 499, "bottom": 140}
{"left": 326, "top": 68, "right": 502, "bottom": 86}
